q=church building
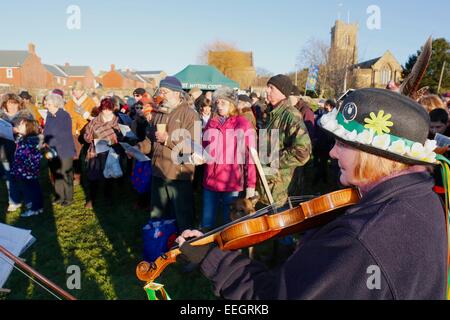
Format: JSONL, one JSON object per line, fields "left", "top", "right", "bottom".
{"left": 330, "top": 20, "right": 403, "bottom": 89}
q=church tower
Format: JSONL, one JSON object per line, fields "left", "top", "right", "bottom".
{"left": 330, "top": 20, "right": 358, "bottom": 66}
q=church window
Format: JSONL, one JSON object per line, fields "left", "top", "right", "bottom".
{"left": 381, "top": 66, "right": 392, "bottom": 85}
{"left": 345, "top": 34, "right": 351, "bottom": 46}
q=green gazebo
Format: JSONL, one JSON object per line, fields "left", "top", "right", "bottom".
{"left": 174, "top": 65, "right": 239, "bottom": 90}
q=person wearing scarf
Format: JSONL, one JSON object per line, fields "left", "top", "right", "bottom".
{"left": 64, "top": 81, "right": 97, "bottom": 184}
{"left": 83, "top": 97, "right": 122, "bottom": 209}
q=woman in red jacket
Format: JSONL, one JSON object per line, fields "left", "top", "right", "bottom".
{"left": 201, "top": 87, "right": 257, "bottom": 231}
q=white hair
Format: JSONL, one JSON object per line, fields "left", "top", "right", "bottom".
{"left": 46, "top": 93, "right": 64, "bottom": 109}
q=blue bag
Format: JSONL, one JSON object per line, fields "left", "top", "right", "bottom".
{"left": 131, "top": 161, "right": 152, "bottom": 194}
{"left": 143, "top": 219, "right": 178, "bottom": 263}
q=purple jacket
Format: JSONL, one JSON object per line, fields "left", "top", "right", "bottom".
{"left": 11, "top": 136, "right": 42, "bottom": 180}
{"left": 202, "top": 115, "right": 257, "bottom": 192}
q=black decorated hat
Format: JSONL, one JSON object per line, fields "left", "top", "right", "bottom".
{"left": 319, "top": 88, "right": 438, "bottom": 165}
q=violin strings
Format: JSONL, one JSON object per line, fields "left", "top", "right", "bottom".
{"left": 172, "top": 195, "right": 321, "bottom": 249}
{"left": 0, "top": 254, "right": 62, "bottom": 300}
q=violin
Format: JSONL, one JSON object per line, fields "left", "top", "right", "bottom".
{"left": 136, "top": 188, "right": 361, "bottom": 283}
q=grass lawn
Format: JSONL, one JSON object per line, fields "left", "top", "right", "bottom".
{"left": 0, "top": 159, "right": 337, "bottom": 300}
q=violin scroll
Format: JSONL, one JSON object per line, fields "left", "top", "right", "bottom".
{"left": 136, "top": 249, "right": 181, "bottom": 282}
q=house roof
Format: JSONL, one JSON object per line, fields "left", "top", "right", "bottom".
{"left": 118, "top": 70, "right": 148, "bottom": 83}
{"left": 56, "top": 65, "right": 90, "bottom": 77}
{"left": 138, "top": 71, "right": 163, "bottom": 75}
{"left": 353, "top": 57, "right": 381, "bottom": 69}
{"left": 0, "top": 50, "right": 29, "bottom": 67}
{"left": 44, "top": 64, "right": 68, "bottom": 77}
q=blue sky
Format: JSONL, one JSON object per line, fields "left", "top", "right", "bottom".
{"left": 1, "top": 0, "right": 449, "bottom": 75}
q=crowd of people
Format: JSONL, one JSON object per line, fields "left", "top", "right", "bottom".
{"left": 1, "top": 74, "right": 450, "bottom": 299}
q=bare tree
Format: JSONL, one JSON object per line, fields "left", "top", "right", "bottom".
{"left": 198, "top": 40, "right": 257, "bottom": 89}
{"left": 298, "top": 38, "right": 331, "bottom": 97}
{"left": 197, "top": 40, "right": 239, "bottom": 64}
{"left": 252, "top": 67, "right": 274, "bottom": 88}
{"left": 298, "top": 38, "right": 352, "bottom": 98}
{"left": 298, "top": 38, "right": 330, "bottom": 67}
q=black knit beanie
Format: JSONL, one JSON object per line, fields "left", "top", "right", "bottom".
{"left": 267, "top": 74, "right": 293, "bottom": 98}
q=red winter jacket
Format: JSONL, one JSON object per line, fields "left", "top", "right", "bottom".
{"left": 202, "top": 115, "right": 257, "bottom": 193}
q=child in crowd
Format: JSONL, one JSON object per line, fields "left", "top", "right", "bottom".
{"left": 11, "top": 119, "right": 44, "bottom": 217}
{"left": 429, "top": 108, "right": 449, "bottom": 138}
{"left": 429, "top": 108, "right": 450, "bottom": 158}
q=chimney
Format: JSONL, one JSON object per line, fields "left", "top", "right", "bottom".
{"left": 65, "top": 62, "right": 70, "bottom": 68}
{"left": 28, "top": 43, "right": 36, "bottom": 55}
{"left": 111, "top": 64, "right": 115, "bottom": 71}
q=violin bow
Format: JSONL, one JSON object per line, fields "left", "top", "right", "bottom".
{"left": 0, "top": 245, "right": 76, "bottom": 300}
{"left": 250, "top": 147, "right": 274, "bottom": 205}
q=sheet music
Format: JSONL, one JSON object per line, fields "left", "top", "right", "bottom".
{"left": 184, "top": 138, "right": 213, "bottom": 163}
{"left": 118, "top": 124, "right": 138, "bottom": 140}
{"left": 0, "top": 224, "right": 36, "bottom": 288}
{"left": 94, "top": 139, "right": 111, "bottom": 154}
{"left": 119, "top": 142, "right": 150, "bottom": 162}
{"left": 38, "top": 109, "right": 48, "bottom": 121}
{"left": 435, "top": 133, "right": 450, "bottom": 147}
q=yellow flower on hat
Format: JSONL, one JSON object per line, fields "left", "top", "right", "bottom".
{"left": 364, "top": 110, "right": 394, "bottom": 136}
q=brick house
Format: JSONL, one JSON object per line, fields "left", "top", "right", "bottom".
{"left": 44, "top": 64, "right": 68, "bottom": 89}
{"left": 56, "top": 63, "right": 97, "bottom": 89}
{"left": 137, "top": 71, "right": 167, "bottom": 89}
{"left": 0, "top": 43, "right": 48, "bottom": 89}
{"left": 100, "top": 64, "right": 149, "bottom": 89}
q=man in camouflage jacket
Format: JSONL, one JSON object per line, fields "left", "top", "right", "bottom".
{"left": 257, "top": 75, "right": 312, "bottom": 206}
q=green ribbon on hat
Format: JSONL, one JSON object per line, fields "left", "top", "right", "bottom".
{"left": 336, "top": 112, "right": 417, "bottom": 149}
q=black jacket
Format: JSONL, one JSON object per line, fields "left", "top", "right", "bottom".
{"left": 200, "top": 172, "right": 448, "bottom": 300}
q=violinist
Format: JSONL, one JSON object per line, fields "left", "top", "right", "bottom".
{"left": 174, "top": 88, "right": 449, "bottom": 300}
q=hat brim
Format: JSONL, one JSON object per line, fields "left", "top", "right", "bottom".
{"left": 319, "top": 125, "right": 437, "bottom": 167}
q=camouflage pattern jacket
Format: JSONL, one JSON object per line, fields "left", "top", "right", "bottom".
{"left": 257, "top": 99, "right": 312, "bottom": 205}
